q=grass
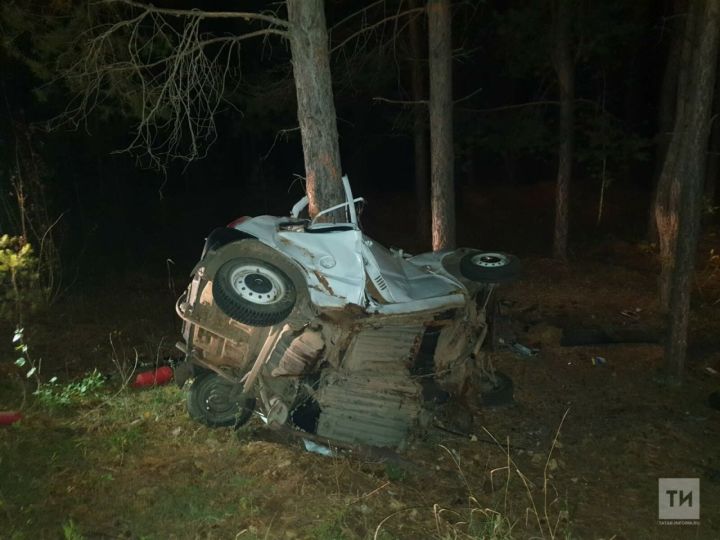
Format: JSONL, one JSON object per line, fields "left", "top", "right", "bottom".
{"left": 62, "top": 520, "right": 85, "bottom": 540}
{"left": 106, "top": 423, "right": 143, "bottom": 461}
{"left": 0, "top": 371, "right": 578, "bottom": 540}
{"left": 0, "top": 379, "right": 271, "bottom": 539}
{"left": 369, "top": 412, "right": 574, "bottom": 540}
{"left": 310, "top": 509, "right": 351, "bottom": 540}
{"left": 0, "top": 421, "right": 87, "bottom": 535}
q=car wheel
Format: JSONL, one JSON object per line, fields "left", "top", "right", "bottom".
{"left": 213, "top": 256, "right": 297, "bottom": 326}
{"left": 477, "top": 370, "right": 514, "bottom": 407}
{"left": 187, "top": 372, "right": 255, "bottom": 428}
{"left": 460, "top": 251, "right": 520, "bottom": 283}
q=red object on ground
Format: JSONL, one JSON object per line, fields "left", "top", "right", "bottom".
{"left": 131, "top": 366, "right": 174, "bottom": 388}
{"left": 0, "top": 411, "right": 23, "bottom": 426}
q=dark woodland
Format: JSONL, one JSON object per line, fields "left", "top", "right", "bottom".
{"left": 1, "top": 1, "right": 719, "bottom": 538}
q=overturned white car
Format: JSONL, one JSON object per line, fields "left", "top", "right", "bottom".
{"left": 175, "top": 178, "right": 519, "bottom": 449}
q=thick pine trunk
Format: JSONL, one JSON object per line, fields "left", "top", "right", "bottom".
{"left": 428, "top": 0, "right": 455, "bottom": 251}
{"left": 408, "top": 0, "right": 430, "bottom": 243}
{"left": 704, "top": 60, "right": 720, "bottom": 212}
{"left": 552, "top": 0, "right": 574, "bottom": 260}
{"left": 655, "top": 0, "right": 702, "bottom": 307}
{"left": 660, "top": 0, "right": 720, "bottom": 380}
{"left": 649, "top": 0, "right": 684, "bottom": 242}
{"left": 287, "top": 0, "right": 344, "bottom": 218}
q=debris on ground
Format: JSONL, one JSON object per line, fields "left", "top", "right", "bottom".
{"left": 131, "top": 366, "right": 173, "bottom": 388}
{"left": 500, "top": 338, "right": 539, "bottom": 357}
{"left": 302, "top": 439, "right": 334, "bottom": 457}
{"left": 620, "top": 308, "right": 641, "bottom": 320}
{"left": 0, "top": 411, "right": 22, "bottom": 426}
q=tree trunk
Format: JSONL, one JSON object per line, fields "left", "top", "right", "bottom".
{"left": 649, "top": 0, "right": 684, "bottom": 242}
{"left": 704, "top": 57, "right": 720, "bottom": 213}
{"left": 552, "top": 0, "right": 574, "bottom": 260}
{"left": 287, "top": 0, "right": 344, "bottom": 218}
{"left": 660, "top": 0, "right": 720, "bottom": 381}
{"left": 707, "top": 126, "right": 719, "bottom": 209}
{"left": 428, "top": 0, "right": 455, "bottom": 251}
{"left": 408, "top": 0, "right": 430, "bottom": 243}
{"left": 655, "top": 0, "right": 703, "bottom": 307}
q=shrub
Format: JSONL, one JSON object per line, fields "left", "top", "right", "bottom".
{"left": 0, "top": 234, "right": 44, "bottom": 320}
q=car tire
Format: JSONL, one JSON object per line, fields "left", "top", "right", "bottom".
{"left": 460, "top": 251, "right": 520, "bottom": 283}
{"left": 212, "top": 255, "right": 298, "bottom": 327}
{"left": 187, "top": 372, "right": 255, "bottom": 428}
{"left": 477, "top": 370, "right": 514, "bottom": 407}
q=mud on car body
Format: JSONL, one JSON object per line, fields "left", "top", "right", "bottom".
{"left": 175, "top": 177, "right": 519, "bottom": 449}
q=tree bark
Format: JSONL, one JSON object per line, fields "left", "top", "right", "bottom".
{"left": 287, "top": 0, "right": 345, "bottom": 218}
{"left": 552, "top": 0, "right": 574, "bottom": 260}
{"left": 428, "top": 0, "right": 455, "bottom": 251}
{"left": 655, "top": 0, "right": 703, "bottom": 307}
{"left": 659, "top": 0, "right": 720, "bottom": 380}
{"left": 408, "top": 0, "right": 430, "bottom": 243}
{"left": 649, "top": 0, "right": 685, "bottom": 242}
{"left": 704, "top": 57, "right": 720, "bottom": 212}
{"left": 707, "top": 124, "right": 720, "bottom": 208}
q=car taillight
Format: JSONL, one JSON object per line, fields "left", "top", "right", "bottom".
{"left": 227, "top": 216, "right": 251, "bottom": 228}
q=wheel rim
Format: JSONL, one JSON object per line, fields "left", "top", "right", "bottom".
{"left": 228, "top": 264, "right": 287, "bottom": 305}
{"left": 203, "top": 380, "right": 237, "bottom": 416}
{"left": 470, "top": 252, "right": 508, "bottom": 268}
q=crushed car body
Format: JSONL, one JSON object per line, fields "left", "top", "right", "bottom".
{"left": 175, "top": 177, "right": 519, "bottom": 449}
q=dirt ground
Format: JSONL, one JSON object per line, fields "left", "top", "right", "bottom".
{"left": 1, "top": 182, "right": 720, "bottom": 539}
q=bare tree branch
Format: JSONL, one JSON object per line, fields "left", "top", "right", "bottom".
{"left": 65, "top": 30, "right": 287, "bottom": 74}
{"left": 53, "top": 2, "right": 289, "bottom": 169}
{"left": 100, "top": 0, "right": 290, "bottom": 27}
{"left": 374, "top": 98, "right": 566, "bottom": 112}
{"left": 262, "top": 126, "right": 300, "bottom": 160}
{"left": 453, "top": 86, "right": 483, "bottom": 104}
{"left": 330, "top": 7, "right": 425, "bottom": 53}
{"left": 373, "top": 96, "right": 428, "bottom": 105}
{"left": 458, "top": 98, "right": 601, "bottom": 114}
{"left": 458, "top": 100, "right": 561, "bottom": 113}
{"left": 330, "top": 0, "right": 387, "bottom": 31}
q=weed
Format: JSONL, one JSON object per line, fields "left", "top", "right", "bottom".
{"left": 467, "top": 508, "right": 515, "bottom": 539}
{"left": 373, "top": 411, "right": 573, "bottom": 540}
{"left": 107, "top": 425, "right": 143, "bottom": 462}
{"left": 0, "top": 422, "right": 86, "bottom": 536}
{"left": 385, "top": 462, "right": 408, "bottom": 482}
{"left": 5, "top": 328, "right": 105, "bottom": 411}
{"left": 126, "top": 483, "right": 243, "bottom": 536}
{"left": 431, "top": 503, "right": 516, "bottom": 540}
{"left": 34, "top": 370, "right": 105, "bottom": 409}
{"left": 310, "top": 508, "right": 350, "bottom": 540}
{"left": 0, "top": 235, "right": 42, "bottom": 321}
{"left": 9, "top": 327, "right": 42, "bottom": 407}
{"left": 108, "top": 330, "right": 139, "bottom": 388}
{"left": 62, "top": 519, "right": 85, "bottom": 540}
